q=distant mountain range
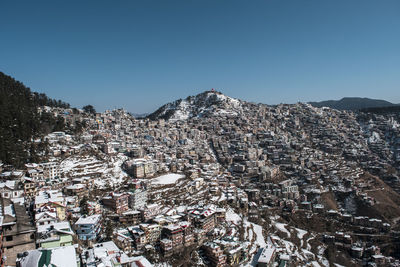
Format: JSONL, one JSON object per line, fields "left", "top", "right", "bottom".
{"left": 309, "top": 97, "right": 399, "bottom": 111}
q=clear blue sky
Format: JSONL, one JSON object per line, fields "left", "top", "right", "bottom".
{"left": 1, "top": 0, "right": 399, "bottom": 113}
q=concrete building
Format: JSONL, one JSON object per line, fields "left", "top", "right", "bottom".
{"left": 1, "top": 200, "right": 36, "bottom": 266}
{"left": 129, "top": 189, "right": 147, "bottom": 210}
{"left": 102, "top": 193, "right": 129, "bottom": 214}
{"left": 74, "top": 214, "right": 102, "bottom": 241}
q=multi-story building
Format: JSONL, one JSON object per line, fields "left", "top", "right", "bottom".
{"left": 23, "top": 177, "right": 37, "bottom": 198}
{"left": 35, "top": 212, "right": 58, "bottom": 227}
{"left": 128, "top": 189, "right": 147, "bottom": 210}
{"left": 81, "top": 241, "right": 151, "bottom": 267}
{"left": 143, "top": 162, "right": 155, "bottom": 177}
{"left": 181, "top": 222, "right": 195, "bottom": 247}
{"left": 74, "top": 214, "right": 102, "bottom": 241}
{"left": 162, "top": 224, "right": 184, "bottom": 252}
{"left": 160, "top": 238, "right": 173, "bottom": 255}
{"left": 64, "top": 183, "right": 88, "bottom": 199}
{"left": 1, "top": 199, "right": 36, "bottom": 266}
{"left": 128, "top": 226, "right": 147, "bottom": 250}
{"left": 202, "top": 242, "right": 227, "bottom": 267}
{"left": 131, "top": 161, "right": 145, "bottom": 178}
{"left": 119, "top": 210, "right": 141, "bottom": 225}
{"left": 189, "top": 207, "right": 216, "bottom": 233}
{"left": 0, "top": 180, "right": 24, "bottom": 199}
{"left": 36, "top": 221, "right": 74, "bottom": 248}
{"left": 140, "top": 224, "right": 161, "bottom": 245}
{"left": 133, "top": 163, "right": 145, "bottom": 178}
{"left": 141, "top": 203, "right": 161, "bottom": 221}
{"left": 126, "top": 159, "right": 156, "bottom": 178}
{"left": 102, "top": 192, "right": 129, "bottom": 214}
{"left": 41, "top": 162, "right": 60, "bottom": 180}
{"left": 26, "top": 163, "right": 43, "bottom": 181}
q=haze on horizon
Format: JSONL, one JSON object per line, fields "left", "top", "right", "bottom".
{"left": 1, "top": 0, "right": 399, "bottom": 113}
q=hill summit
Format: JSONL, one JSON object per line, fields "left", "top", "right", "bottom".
{"left": 147, "top": 90, "right": 243, "bottom": 121}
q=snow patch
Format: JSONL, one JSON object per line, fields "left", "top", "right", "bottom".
{"left": 151, "top": 173, "right": 185, "bottom": 185}
{"left": 225, "top": 208, "right": 242, "bottom": 224}
{"left": 274, "top": 222, "right": 291, "bottom": 237}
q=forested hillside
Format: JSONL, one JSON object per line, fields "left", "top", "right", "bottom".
{"left": 0, "top": 72, "right": 69, "bottom": 167}
{"left": 309, "top": 97, "right": 397, "bottom": 110}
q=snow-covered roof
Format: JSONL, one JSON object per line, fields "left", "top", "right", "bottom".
{"left": 16, "top": 245, "right": 77, "bottom": 267}
{"left": 131, "top": 256, "right": 152, "bottom": 267}
{"left": 151, "top": 173, "right": 185, "bottom": 185}
{"left": 66, "top": 183, "right": 86, "bottom": 190}
{"left": 75, "top": 214, "right": 101, "bottom": 225}
{"left": 37, "top": 221, "right": 73, "bottom": 234}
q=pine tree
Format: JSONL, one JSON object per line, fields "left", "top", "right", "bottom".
{"left": 83, "top": 105, "right": 96, "bottom": 114}
{"left": 0, "top": 72, "right": 71, "bottom": 166}
{"left": 79, "top": 196, "right": 89, "bottom": 215}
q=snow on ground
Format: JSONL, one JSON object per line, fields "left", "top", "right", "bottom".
{"left": 295, "top": 228, "right": 307, "bottom": 247}
{"left": 306, "top": 235, "right": 315, "bottom": 251}
{"left": 274, "top": 222, "right": 291, "bottom": 237}
{"left": 225, "top": 208, "right": 242, "bottom": 224}
{"left": 311, "top": 261, "right": 322, "bottom": 267}
{"left": 60, "top": 154, "right": 129, "bottom": 188}
{"left": 154, "top": 263, "right": 173, "bottom": 267}
{"left": 60, "top": 156, "right": 101, "bottom": 173}
{"left": 210, "top": 196, "right": 219, "bottom": 202}
{"left": 94, "top": 179, "right": 106, "bottom": 187}
{"left": 151, "top": 173, "right": 185, "bottom": 185}
{"left": 226, "top": 212, "right": 267, "bottom": 260}
{"left": 249, "top": 223, "right": 266, "bottom": 247}
{"left": 245, "top": 223, "right": 254, "bottom": 244}
{"left": 213, "top": 92, "right": 241, "bottom": 108}
{"left": 302, "top": 248, "right": 315, "bottom": 259}
{"left": 296, "top": 228, "right": 307, "bottom": 239}
{"left": 368, "top": 131, "right": 381, "bottom": 143}
{"left": 60, "top": 159, "right": 77, "bottom": 173}
{"left": 218, "top": 193, "right": 227, "bottom": 202}
{"left": 108, "top": 154, "right": 128, "bottom": 186}
{"left": 274, "top": 235, "right": 317, "bottom": 264}
{"left": 318, "top": 256, "right": 330, "bottom": 267}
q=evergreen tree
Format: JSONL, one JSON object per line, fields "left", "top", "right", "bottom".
{"left": 0, "top": 72, "right": 71, "bottom": 167}
{"left": 83, "top": 105, "right": 96, "bottom": 114}
{"left": 79, "top": 196, "right": 89, "bottom": 215}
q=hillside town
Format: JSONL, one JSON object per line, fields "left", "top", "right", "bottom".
{"left": 1, "top": 90, "right": 400, "bottom": 267}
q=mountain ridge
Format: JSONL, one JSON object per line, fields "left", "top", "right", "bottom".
{"left": 148, "top": 92, "right": 400, "bottom": 122}
{"left": 309, "top": 97, "right": 398, "bottom": 111}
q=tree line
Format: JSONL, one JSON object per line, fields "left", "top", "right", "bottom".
{"left": 0, "top": 72, "right": 69, "bottom": 167}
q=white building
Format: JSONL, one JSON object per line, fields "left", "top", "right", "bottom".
{"left": 129, "top": 189, "right": 148, "bottom": 210}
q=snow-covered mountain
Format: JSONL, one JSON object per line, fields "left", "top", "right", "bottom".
{"left": 147, "top": 90, "right": 243, "bottom": 121}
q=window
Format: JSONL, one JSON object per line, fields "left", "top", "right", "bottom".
{"left": 6, "top": 236, "right": 13, "bottom": 241}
